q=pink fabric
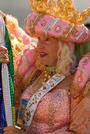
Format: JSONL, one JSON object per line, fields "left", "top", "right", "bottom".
{"left": 25, "top": 12, "right": 89, "bottom": 43}
{"left": 15, "top": 47, "right": 36, "bottom": 85}
{"left": 16, "top": 28, "right": 31, "bottom": 45}
{"left": 74, "top": 55, "right": 90, "bottom": 88}
{"left": 21, "top": 83, "right": 70, "bottom": 134}
{"left": 27, "top": 123, "right": 70, "bottom": 134}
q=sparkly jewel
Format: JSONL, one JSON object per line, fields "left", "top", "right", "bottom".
{"left": 26, "top": 111, "right": 31, "bottom": 118}
{"left": 43, "top": 66, "right": 56, "bottom": 83}
{"left": 55, "top": 25, "right": 61, "bottom": 32}
{"left": 41, "top": 19, "right": 47, "bottom": 27}
{"left": 43, "top": 71, "right": 51, "bottom": 82}
{"left": 77, "top": 75, "right": 82, "bottom": 82}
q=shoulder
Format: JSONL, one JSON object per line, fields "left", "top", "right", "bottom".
{"left": 54, "top": 74, "right": 74, "bottom": 92}
{"left": 70, "top": 55, "right": 90, "bottom": 133}
{"left": 70, "top": 54, "right": 90, "bottom": 98}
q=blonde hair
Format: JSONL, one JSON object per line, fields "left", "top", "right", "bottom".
{"left": 56, "top": 41, "right": 76, "bottom": 76}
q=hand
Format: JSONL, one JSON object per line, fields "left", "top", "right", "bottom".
{"left": 4, "top": 126, "right": 25, "bottom": 134}
{"left": 0, "top": 46, "right": 9, "bottom": 64}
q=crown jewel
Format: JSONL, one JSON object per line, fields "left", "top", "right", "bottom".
{"left": 29, "top": 0, "right": 90, "bottom": 24}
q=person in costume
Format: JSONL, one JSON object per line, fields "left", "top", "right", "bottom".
{"left": 0, "top": 0, "right": 90, "bottom": 134}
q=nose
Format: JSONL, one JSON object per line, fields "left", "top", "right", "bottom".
{"left": 37, "top": 41, "right": 45, "bottom": 50}
{"left": 37, "top": 37, "right": 45, "bottom": 47}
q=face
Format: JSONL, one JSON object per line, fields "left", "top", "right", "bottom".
{"left": 36, "top": 36, "right": 59, "bottom": 67}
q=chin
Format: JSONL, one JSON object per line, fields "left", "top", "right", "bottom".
{"left": 39, "top": 60, "right": 48, "bottom": 66}
{"left": 39, "top": 58, "right": 56, "bottom": 67}
{"left": 40, "top": 62, "right": 48, "bottom": 66}
{"left": 40, "top": 62, "right": 53, "bottom": 67}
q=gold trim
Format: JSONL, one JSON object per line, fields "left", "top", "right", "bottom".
{"left": 29, "top": 0, "right": 90, "bottom": 24}
{"left": 29, "top": 13, "right": 44, "bottom": 34}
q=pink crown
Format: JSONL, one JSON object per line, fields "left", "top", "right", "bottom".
{"left": 25, "top": 12, "right": 90, "bottom": 43}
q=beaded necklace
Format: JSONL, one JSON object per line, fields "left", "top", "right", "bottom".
{"left": 43, "top": 66, "right": 56, "bottom": 83}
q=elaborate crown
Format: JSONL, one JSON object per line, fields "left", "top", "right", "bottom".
{"left": 29, "top": 0, "right": 90, "bottom": 24}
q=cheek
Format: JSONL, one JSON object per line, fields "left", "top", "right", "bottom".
{"left": 53, "top": 52, "right": 58, "bottom": 60}
{"left": 52, "top": 46, "right": 58, "bottom": 56}
{"left": 48, "top": 44, "right": 58, "bottom": 56}
{"left": 49, "top": 49, "right": 58, "bottom": 61}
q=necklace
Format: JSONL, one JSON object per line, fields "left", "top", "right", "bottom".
{"left": 43, "top": 66, "right": 56, "bottom": 83}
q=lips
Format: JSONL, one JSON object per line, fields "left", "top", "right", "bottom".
{"left": 39, "top": 52, "right": 48, "bottom": 57}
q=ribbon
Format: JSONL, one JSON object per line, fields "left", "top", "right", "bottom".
{"left": 0, "top": 64, "right": 7, "bottom": 133}
{"left": 4, "top": 22, "right": 16, "bottom": 126}
{"left": 0, "top": 16, "right": 15, "bottom": 131}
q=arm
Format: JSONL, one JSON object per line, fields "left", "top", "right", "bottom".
{"left": 69, "top": 54, "right": 90, "bottom": 134}
{"left": 69, "top": 82, "right": 90, "bottom": 134}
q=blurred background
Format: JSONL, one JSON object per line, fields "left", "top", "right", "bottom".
{"left": 0, "top": 0, "right": 30, "bottom": 28}
{"left": 0, "top": 0, "right": 90, "bottom": 28}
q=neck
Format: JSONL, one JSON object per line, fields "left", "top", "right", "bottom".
{"left": 42, "top": 66, "right": 56, "bottom": 83}
{"left": 45, "top": 66, "right": 56, "bottom": 74}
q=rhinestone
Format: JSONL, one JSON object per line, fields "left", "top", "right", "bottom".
{"left": 55, "top": 25, "right": 60, "bottom": 32}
